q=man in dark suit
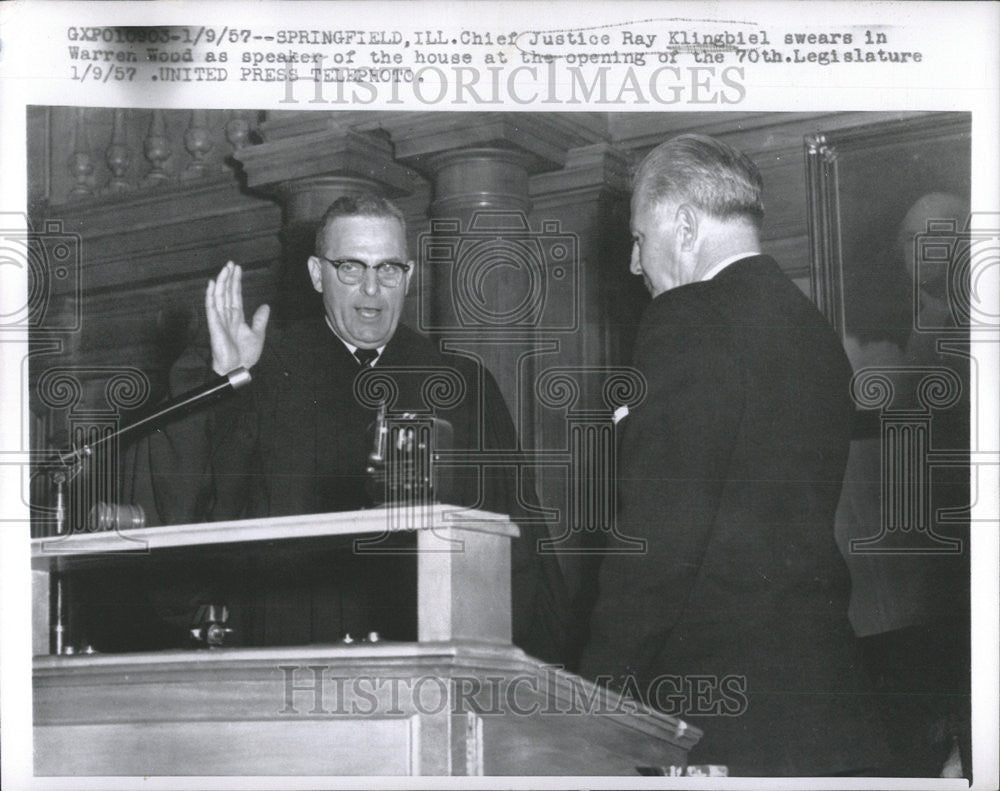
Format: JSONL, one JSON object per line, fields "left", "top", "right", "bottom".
{"left": 577, "top": 135, "right": 887, "bottom": 775}
{"left": 90, "top": 195, "right": 567, "bottom": 662}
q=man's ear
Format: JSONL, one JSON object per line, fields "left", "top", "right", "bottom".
{"left": 675, "top": 204, "right": 698, "bottom": 251}
{"left": 307, "top": 256, "right": 323, "bottom": 293}
{"left": 403, "top": 260, "right": 415, "bottom": 295}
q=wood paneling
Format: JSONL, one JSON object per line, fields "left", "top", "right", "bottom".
{"left": 37, "top": 719, "right": 418, "bottom": 776}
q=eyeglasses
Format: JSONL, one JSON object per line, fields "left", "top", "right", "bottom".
{"left": 317, "top": 256, "right": 411, "bottom": 288}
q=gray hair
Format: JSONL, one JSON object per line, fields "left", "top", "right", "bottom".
{"left": 315, "top": 194, "right": 407, "bottom": 254}
{"left": 634, "top": 134, "right": 764, "bottom": 229}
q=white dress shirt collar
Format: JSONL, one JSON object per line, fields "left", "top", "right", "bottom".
{"left": 698, "top": 251, "right": 761, "bottom": 283}
{"left": 324, "top": 316, "right": 385, "bottom": 363}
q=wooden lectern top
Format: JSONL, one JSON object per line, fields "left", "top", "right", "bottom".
{"left": 30, "top": 504, "right": 519, "bottom": 569}
{"left": 33, "top": 504, "right": 519, "bottom": 650}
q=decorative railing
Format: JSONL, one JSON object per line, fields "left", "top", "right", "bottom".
{"left": 41, "top": 108, "right": 260, "bottom": 207}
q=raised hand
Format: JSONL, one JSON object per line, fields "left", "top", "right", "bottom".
{"left": 205, "top": 262, "right": 271, "bottom": 375}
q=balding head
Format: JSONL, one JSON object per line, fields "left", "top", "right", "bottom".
{"left": 628, "top": 135, "right": 765, "bottom": 295}
{"left": 633, "top": 134, "right": 765, "bottom": 230}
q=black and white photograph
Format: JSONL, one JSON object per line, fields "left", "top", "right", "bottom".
{"left": 1, "top": 2, "right": 997, "bottom": 789}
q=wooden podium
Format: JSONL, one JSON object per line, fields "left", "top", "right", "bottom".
{"left": 32, "top": 506, "right": 701, "bottom": 776}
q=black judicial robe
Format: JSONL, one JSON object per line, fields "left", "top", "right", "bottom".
{"left": 108, "top": 316, "right": 568, "bottom": 662}
{"left": 577, "top": 257, "right": 889, "bottom": 775}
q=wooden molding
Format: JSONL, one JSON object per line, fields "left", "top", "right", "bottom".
{"left": 234, "top": 125, "right": 422, "bottom": 197}
{"left": 530, "top": 143, "right": 631, "bottom": 207}
{"left": 390, "top": 112, "right": 604, "bottom": 174}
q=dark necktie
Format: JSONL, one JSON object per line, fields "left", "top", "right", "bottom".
{"left": 353, "top": 347, "right": 378, "bottom": 368}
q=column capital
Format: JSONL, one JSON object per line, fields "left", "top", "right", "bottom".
{"left": 423, "top": 147, "right": 534, "bottom": 216}
{"left": 389, "top": 112, "right": 607, "bottom": 175}
{"left": 530, "top": 143, "right": 632, "bottom": 208}
{"left": 233, "top": 123, "right": 421, "bottom": 223}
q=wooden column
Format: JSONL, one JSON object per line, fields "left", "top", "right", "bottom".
{"left": 389, "top": 114, "right": 602, "bottom": 427}
{"left": 419, "top": 146, "right": 534, "bottom": 410}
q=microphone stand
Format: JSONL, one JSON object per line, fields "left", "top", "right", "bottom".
{"left": 46, "top": 366, "right": 252, "bottom": 655}
{"left": 55, "top": 366, "right": 252, "bottom": 470}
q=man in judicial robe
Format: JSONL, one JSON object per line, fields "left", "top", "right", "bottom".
{"left": 577, "top": 135, "right": 888, "bottom": 775}
{"left": 92, "top": 194, "right": 568, "bottom": 663}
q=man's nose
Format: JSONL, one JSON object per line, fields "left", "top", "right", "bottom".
{"left": 360, "top": 267, "right": 380, "bottom": 295}
{"left": 629, "top": 246, "right": 642, "bottom": 276}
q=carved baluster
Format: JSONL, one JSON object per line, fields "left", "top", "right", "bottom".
{"left": 104, "top": 109, "right": 132, "bottom": 193}
{"left": 225, "top": 109, "right": 251, "bottom": 152}
{"left": 181, "top": 109, "right": 213, "bottom": 180}
{"left": 143, "top": 110, "right": 171, "bottom": 185}
{"left": 67, "top": 108, "right": 93, "bottom": 200}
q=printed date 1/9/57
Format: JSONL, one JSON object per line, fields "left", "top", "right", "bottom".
{"left": 70, "top": 65, "right": 138, "bottom": 83}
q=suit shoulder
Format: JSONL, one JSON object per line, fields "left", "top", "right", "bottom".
{"left": 255, "top": 317, "right": 365, "bottom": 388}
{"left": 634, "top": 287, "right": 742, "bottom": 396}
{"left": 392, "top": 323, "right": 436, "bottom": 352}
{"left": 266, "top": 317, "right": 325, "bottom": 348}
{"left": 389, "top": 325, "right": 494, "bottom": 382}
{"left": 640, "top": 284, "right": 736, "bottom": 345}
{"left": 384, "top": 323, "right": 444, "bottom": 366}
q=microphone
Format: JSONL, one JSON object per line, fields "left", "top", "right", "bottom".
{"left": 58, "top": 367, "right": 252, "bottom": 467}
{"left": 365, "top": 410, "right": 455, "bottom": 506}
